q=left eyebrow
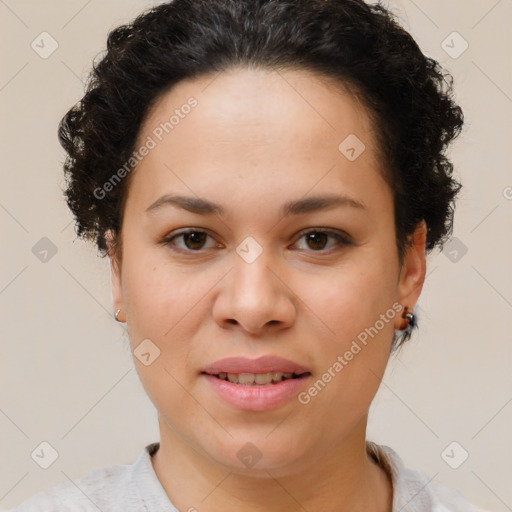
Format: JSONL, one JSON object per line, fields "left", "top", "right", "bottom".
{"left": 144, "top": 193, "right": 366, "bottom": 216}
{"left": 281, "top": 194, "right": 366, "bottom": 216}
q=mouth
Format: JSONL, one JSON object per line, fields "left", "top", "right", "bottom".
{"left": 200, "top": 355, "right": 312, "bottom": 411}
{"left": 201, "top": 371, "right": 311, "bottom": 385}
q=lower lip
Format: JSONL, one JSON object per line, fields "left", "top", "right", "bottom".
{"left": 202, "top": 374, "right": 311, "bottom": 412}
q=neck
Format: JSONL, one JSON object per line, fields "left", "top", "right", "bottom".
{"left": 151, "top": 415, "right": 392, "bottom": 512}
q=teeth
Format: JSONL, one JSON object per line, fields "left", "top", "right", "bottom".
{"left": 238, "top": 373, "right": 256, "bottom": 385}
{"left": 219, "top": 372, "right": 297, "bottom": 385}
{"left": 255, "top": 373, "right": 273, "bottom": 384}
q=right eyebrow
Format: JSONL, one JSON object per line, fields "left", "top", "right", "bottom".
{"left": 145, "top": 194, "right": 225, "bottom": 216}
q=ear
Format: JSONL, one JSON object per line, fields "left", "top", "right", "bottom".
{"left": 105, "top": 230, "right": 125, "bottom": 322}
{"left": 394, "top": 221, "right": 427, "bottom": 330}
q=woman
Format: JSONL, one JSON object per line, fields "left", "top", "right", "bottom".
{"left": 10, "top": 0, "right": 487, "bottom": 510}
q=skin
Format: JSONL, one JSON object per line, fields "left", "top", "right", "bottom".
{"left": 107, "top": 67, "right": 426, "bottom": 512}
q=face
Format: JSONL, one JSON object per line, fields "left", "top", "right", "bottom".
{"left": 108, "top": 67, "right": 425, "bottom": 476}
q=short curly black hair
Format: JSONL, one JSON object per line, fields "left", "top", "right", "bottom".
{"left": 58, "top": 0, "right": 464, "bottom": 346}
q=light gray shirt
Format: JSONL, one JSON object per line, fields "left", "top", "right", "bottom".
{"left": 9, "top": 441, "right": 489, "bottom": 511}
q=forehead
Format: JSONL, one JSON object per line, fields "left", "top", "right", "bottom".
{"left": 127, "top": 67, "right": 387, "bottom": 213}
{"left": 141, "top": 66, "right": 376, "bottom": 149}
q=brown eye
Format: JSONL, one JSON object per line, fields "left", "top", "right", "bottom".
{"left": 294, "top": 229, "right": 351, "bottom": 252}
{"left": 181, "top": 231, "right": 208, "bottom": 250}
{"left": 304, "top": 232, "right": 329, "bottom": 250}
{"left": 163, "top": 229, "right": 218, "bottom": 252}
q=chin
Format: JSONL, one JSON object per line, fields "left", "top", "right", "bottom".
{"left": 198, "top": 430, "right": 312, "bottom": 476}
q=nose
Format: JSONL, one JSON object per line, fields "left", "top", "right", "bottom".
{"left": 212, "top": 247, "right": 296, "bottom": 335}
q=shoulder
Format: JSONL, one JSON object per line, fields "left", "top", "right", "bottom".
{"left": 8, "top": 464, "right": 135, "bottom": 512}
{"left": 366, "top": 441, "right": 490, "bottom": 512}
{"left": 8, "top": 444, "right": 162, "bottom": 512}
{"left": 427, "top": 479, "right": 490, "bottom": 512}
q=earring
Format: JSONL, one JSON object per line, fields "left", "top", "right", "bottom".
{"left": 401, "top": 307, "right": 415, "bottom": 329}
{"left": 114, "top": 309, "right": 123, "bottom": 322}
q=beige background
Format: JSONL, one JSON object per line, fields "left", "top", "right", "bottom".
{"left": 1, "top": 0, "right": 511, "bottom": 510}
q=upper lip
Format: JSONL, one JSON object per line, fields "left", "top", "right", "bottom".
{"left": 202, "top": 356, "right": 310, "bottom": 375}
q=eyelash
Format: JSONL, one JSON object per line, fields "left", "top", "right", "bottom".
{"left": 160, "top": 228, "right": 352, "bottom": 254}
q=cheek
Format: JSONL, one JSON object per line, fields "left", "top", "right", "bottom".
{"left": 121, "top": 247, "right": 220, "bottom": 376}
{"left": 120, "top": 254, "right": 204, "bottom": 417}
{"left": 306, "top": 255, "right": 398, "bottom": 343}
{"left": 295, "top": 250, "right": 398, "bottom": 410}
{"left": 122, "top": 246, "right": 195, "bottom": 334}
